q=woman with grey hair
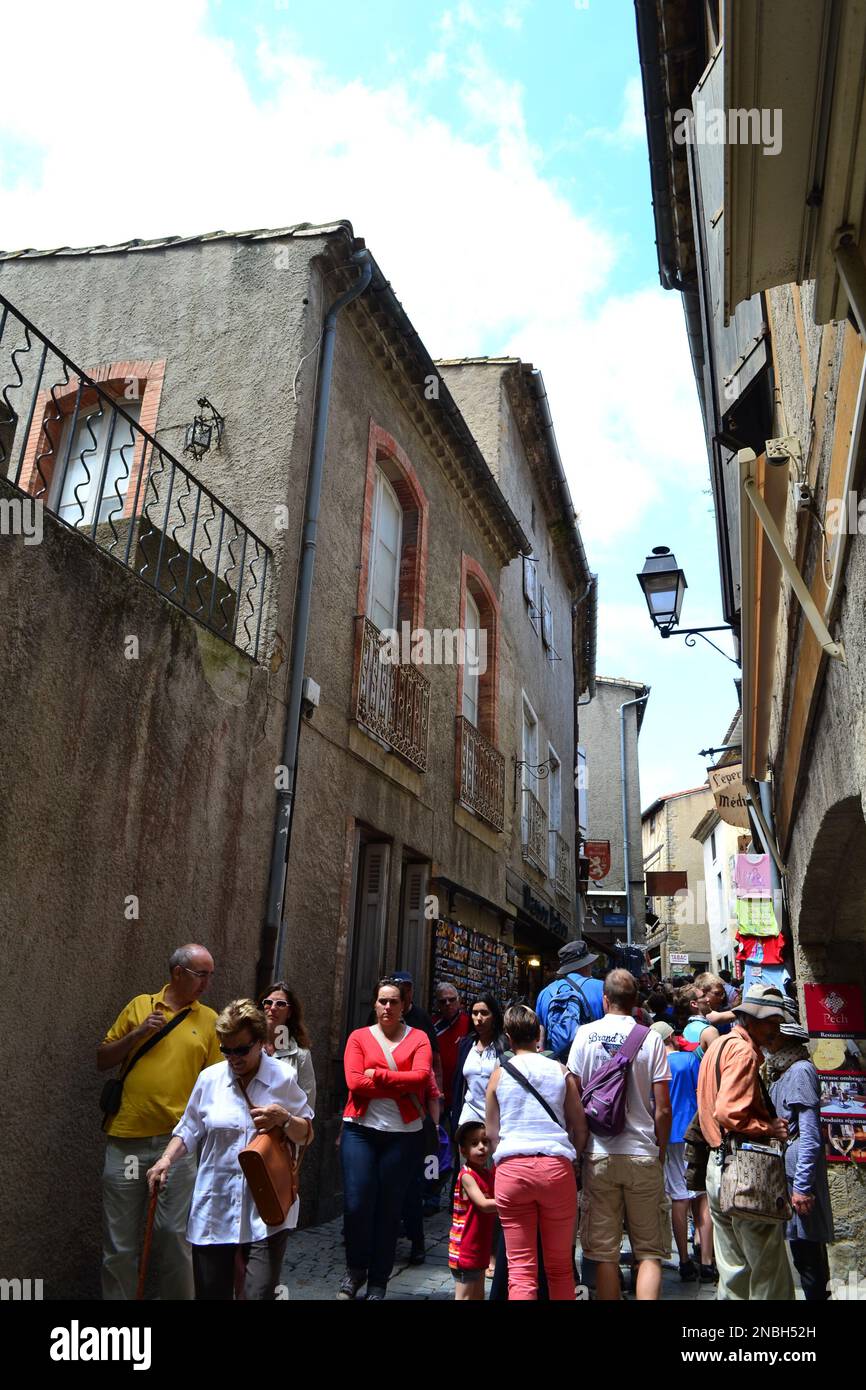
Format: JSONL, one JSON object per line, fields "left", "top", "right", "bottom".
{"left": 765, "top": 1019, "right": 834, "bottom": 1301}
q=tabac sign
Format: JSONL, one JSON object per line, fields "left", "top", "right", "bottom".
{"left": 708, "top": 763, "right": 750, "bottom": 828}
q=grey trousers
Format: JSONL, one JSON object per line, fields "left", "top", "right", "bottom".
{"left": 191, "top": 1232, "right": 291, "bottom": 1300}
{"left": 706, "top": 1156, "right": 795, "bottom": 1301}
{"left": 102, "top": 1134, "right": 196, "bottom": 1300}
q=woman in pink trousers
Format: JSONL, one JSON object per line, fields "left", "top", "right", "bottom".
{"left": 486, "top": 1004, "right": 587, "bottom": 1300}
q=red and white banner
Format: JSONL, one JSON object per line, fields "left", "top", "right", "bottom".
{"left": 804, "top": 983, "right": 866, "bottom": 1039}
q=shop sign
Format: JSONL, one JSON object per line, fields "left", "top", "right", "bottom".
{"left": 584, "top": 840, "right": 611, "bottom": 880}
{"left": 670, "top": 952, "right": 690, "bottom": 965}
{"left": 708, "top": 763, "right": 750, "bottom": 828}
{"left": 521, "top": 884, "right": 568, "bottom": 940}
{"left": 804, "top": 983, "right": 866, "bottom": 1040}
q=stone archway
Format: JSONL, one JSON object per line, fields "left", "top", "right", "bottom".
{"left": 795, "top": 795, "right": 866, "bottom": 1287}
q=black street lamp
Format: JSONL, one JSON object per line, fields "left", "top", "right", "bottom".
{"left": 636, "top": 546, "right": 687, "bottom": 632}
{"left": 637, "top": 546, "right": 737, "bottom": 662}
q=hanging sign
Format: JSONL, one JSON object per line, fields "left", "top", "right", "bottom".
{"left": 708, "top": 763, "right": 750, "bottom": 828}
{"left": 584, "top": 841, "right": 611, "bottom": 880}
{"left": 804, "top": 984, "right": 866, "bottom": 1040}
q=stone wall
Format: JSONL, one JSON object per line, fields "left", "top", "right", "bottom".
{"left": 0, "top": 481, "right": 285, "bottom": 1296}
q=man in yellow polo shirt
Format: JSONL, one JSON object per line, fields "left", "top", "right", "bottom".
{"left": 97, "top": 943, "right": 221, "bottom": 1299}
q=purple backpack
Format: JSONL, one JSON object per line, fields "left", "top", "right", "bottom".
{"left": 581, "top": 1025, "right": 649, "bottom": 1137}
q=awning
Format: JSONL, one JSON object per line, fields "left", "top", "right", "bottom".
{"left": 725, "top": 0, "right": 866, "bottom": 329}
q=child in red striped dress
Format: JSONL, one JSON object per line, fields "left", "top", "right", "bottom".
{"left": 449, "top": 1121, "right": 497, "bottom": 1301}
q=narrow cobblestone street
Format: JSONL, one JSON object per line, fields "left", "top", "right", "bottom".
{"left": 280, "top": 1211, "right": 727, "bottom": 1302}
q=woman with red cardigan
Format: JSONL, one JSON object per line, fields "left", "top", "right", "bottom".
{"left": 338, "top": 977, "right": 433, "bottom": 1300}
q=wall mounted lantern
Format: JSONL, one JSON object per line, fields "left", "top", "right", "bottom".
{"left": 184, "top": 397, "right": 225, "bottom": 462}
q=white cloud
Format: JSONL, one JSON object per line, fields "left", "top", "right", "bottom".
{"left": 0, "top": 0, "right": 704, "bottom": 552}
{"left": 586, "top": 75, "right": 648, "bottom": 148}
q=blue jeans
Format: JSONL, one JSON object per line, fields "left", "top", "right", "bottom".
{"left": 341, "top": 1124, "right": 421, "bottom": 1287}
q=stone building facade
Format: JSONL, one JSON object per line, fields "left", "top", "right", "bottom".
{"left": 635, "top": 0, "right": 866, "bottom": 1278}
{"left": 572, "top": 675, "right": 649, "bottom": 949}
{"left": 0, "top": 223, "right": 595, "bottom": 1290}
{"left": 642, "top": 785, "right": 713, "bottom": 978}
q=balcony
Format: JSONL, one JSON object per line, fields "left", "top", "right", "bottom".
{"left": 355, "top": 616, "right": 430, "bottom": 771}
{"left": 456, "top": 715, "right": 505, "bottom": 832}
{"left": 521, "top": 787, "right": 548, "bottom": 874}
{"left": 553, "top": 830, "right": 573, "bottom": 900}
{"left": 0, "top": 295, "right": 271, "bottom": 659}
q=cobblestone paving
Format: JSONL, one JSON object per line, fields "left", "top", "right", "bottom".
{"left": 280, "top": 1210, "right": 724, "bottom": 1302}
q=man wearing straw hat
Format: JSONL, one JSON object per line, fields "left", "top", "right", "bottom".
{"left": 697, "top": 983, "right": 794, "bottom": 1300}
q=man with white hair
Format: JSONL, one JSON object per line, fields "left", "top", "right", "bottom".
{"left": 96, "top": 943, "right": 221, "bottom": 1299}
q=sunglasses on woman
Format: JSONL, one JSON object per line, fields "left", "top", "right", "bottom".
{"left": 220, "top": 1042, "right": 258, "bottom": 1057}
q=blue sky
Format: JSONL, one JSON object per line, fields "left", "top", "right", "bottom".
{"left": 0, "top": 0, "right": 739, "bottom": 807}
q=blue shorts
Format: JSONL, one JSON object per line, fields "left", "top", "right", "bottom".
{"left": 450, "top": 1267, "right": 485, "bottom": 1284}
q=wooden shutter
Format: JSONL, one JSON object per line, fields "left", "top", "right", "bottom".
{"left": 348, "top": 842, "right": 391, "bottom": 1033}
{"left": 398, "top": 862, "right": 430, "bottom": 998}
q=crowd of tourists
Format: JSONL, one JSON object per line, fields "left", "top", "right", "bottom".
{"left": 97, "top": 940, "right": 835, "bottom": 1302}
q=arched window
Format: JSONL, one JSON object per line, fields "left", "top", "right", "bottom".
{"left": 357, "top": 421, "right": 428, "bottom": 635}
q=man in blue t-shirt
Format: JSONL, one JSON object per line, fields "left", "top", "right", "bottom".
{"left": 651, "top": 1022, "right": 715, "bottom": 1283}
{"left": 535, "top": 939, "right": 605, "bottom": 1054}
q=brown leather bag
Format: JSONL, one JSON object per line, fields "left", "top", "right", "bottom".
{"left": 236, "top": 1080, "right": 313, "bottom": 1226}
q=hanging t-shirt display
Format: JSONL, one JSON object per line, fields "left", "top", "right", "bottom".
{"left": 743, "top": 960, "right": 788, "bottom": 994}
{"left": 734, "top": 852, "right": 772, "bottom": 897}
{"left": 735, "top": 931, "right": 786, "bottom": 965}
{"left": 735, "top": 897, "right": 780, "bottom": 936}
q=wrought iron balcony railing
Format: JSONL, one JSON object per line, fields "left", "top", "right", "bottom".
{"left": 457, "top": 715, "right": 505, "bottom": 832}
{"left": 553, "top": 830, "right": 573, "bottom": 900}
{"left": 521, "top": 787, "right": 548, "bottom": 874}
{"left": 356, "top": 616, "right": 430, "bottom": 771}
{"left": 0, "top": 295, "right": 271, "bottom": 660}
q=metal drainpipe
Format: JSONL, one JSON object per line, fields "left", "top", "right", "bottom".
{"left": 620, "top": 691, "right": 650, "bottom": 947}
{"left": 263, "top": 248, "right": 373, "bottom": 984}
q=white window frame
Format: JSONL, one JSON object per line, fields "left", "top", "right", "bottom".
{"left": 367, "top": 468, "right": 402, "bottom": 632}
{"left": 462, "top": 588, "right": 481, "bottom": 728}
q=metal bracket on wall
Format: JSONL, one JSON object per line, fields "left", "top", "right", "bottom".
{"left": 742, "top": 475, "right": 846, "bottom": 662}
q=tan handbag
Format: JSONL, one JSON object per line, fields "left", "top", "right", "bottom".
{"left": 718, "top": 1071, "right": 792, "bottom": 1223}
{"left": 236, "top": 1080, "right": 312, "bottom": 1226}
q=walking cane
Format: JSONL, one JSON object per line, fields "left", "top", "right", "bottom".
{"left": 137, "top": 1185, "right": 159, "bottom": 1300}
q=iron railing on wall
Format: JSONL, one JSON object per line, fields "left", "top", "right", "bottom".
{"left": 457, "top": 715, "right": 505, "bottom": 831}
{"left": 521, "top": 786, "right": 548, "bottom": 874}
{"left": 0, "top": 294, "right": 271, "bottom": 660}
{"left": 355, "top": 616, "right": 430, "bottom": 771}
{"left": 553, "top": 829, "right": 573, "bottom": 899}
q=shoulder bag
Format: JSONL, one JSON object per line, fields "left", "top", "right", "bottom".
{"left": 237, "top": 1078, "right": 313, "bottom": 1226}
{"left": 717, "top": 1050, "right": 792, "bottom": 1223}
{"left": 379, "top": 1025, "right": 427, "bottom": 1119}
{"left": 99, "top": 1007, "right": 192, "bottom": 1128}
{"left": 500, "top": 1057, "right": 565, "bottom": 1129}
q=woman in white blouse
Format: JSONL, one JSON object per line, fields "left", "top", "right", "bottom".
{"left": 260, "top": 980, "right": 317, "bottom": 1113}
{"left": 146, "top": 999, "right": 313, "bottom": 1300}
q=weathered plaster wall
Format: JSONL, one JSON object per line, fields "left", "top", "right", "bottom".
{"left": 0, "top": 483, "right": 284, "bottom": 1296}
{"left": 439, "top": 363, "right": 578, "bottom": 932}
{"left": 577, "top": 677, "right": 646, "bottom": 932}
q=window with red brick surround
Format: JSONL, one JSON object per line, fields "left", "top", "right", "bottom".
{"left": 17, "top": 359, "right": 165, "bottom": 520}
{"left": 356, "top": 419, "right": 428, "bottom": 634}
{"left": 457, "top": 553, "right": 500, "bottom": 746}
